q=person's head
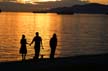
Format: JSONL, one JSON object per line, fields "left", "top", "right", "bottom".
{"left": 36, "top": 32, "right": 39, "bottom": 36}
{"left": 22, "top": 34, "right": 25, "bottom": 39}
{"left": 53, "top": 33, "right": 57, "bottom": 38}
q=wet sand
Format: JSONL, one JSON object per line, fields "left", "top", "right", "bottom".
{"left": 0, "top": 53, "right": 108, "bottom": 71}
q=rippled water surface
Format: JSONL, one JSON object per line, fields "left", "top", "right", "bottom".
{"left": 0, "top": 12, "right": 108, "bottom": 62}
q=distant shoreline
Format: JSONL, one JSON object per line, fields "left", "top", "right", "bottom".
{"left": 0, "top": 11, "right": 108, "bottom": 15}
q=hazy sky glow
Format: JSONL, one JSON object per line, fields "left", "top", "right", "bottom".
{"left": 0, "top": 0, "right": 108, "bottom": 4}
{"left": 21, "top": 0, "right": 108, "bottom": 4}
{"left": 17, "top": 0, "right": 60, "bottom": 2}
{"left": 88, "top": 0, "right": 108, "bottom": 4}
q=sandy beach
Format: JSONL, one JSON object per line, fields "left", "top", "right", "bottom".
{"left": 0, "top": 53, "right": 108, "bottom": 71}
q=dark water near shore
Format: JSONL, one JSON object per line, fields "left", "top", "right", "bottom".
{"left": 0, "top": 12, "right": 108, "bottom": 62}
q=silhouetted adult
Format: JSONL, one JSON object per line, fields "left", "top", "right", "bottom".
{"left": 50, "top": 33, "right": 57, "bottom": 59}
{"left": 30, "top": 32, "right": 42, "bottom": 59}
{"left": 19, "top": 34, "right": 27, "bottom": 60}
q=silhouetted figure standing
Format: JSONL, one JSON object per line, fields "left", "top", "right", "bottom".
{"left": 50, "top": 33, "right": 57, "bottom": 59}
{"left": 30, "top": 32, "right": 42, "bottom": 59}
{"left": 20, "top": 35, "right": 27, "bottom": 61}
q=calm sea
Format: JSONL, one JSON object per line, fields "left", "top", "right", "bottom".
{"left": 0, "top": 12, "right": 108, "bottom": 62}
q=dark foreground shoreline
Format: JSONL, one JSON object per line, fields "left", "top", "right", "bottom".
{"left": 0, "top": 53, "right": 108, "bottom": 71}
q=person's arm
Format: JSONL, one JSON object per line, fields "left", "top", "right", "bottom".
{"left": 29, "top": 37, "right": 34, "bottom": 46}
{"left": 41, "top": 38, "right": 44, "bottom": 49}
{"left": 25, "top": 39, "right": 28, "bottom": 44}
{"left": 56, "top": 38, "right": 57, "bottom": 47}
{"left": 20, "top": 39, "right": 22, "bottom": 44}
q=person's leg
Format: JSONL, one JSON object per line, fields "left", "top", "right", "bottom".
{"left": 50, "top": 49, "right": 53, "bottom": 58}
{"left": 50, "top": 48, "right": 55, "bottom": 59}
{"left": 21, "top": 54, "right": 23, "bottom": 60}
{"left": 22, "top": 54, "right": 25, "bottom": 60}
{"left": 36, "top": 48, "right": 40, "bottom": 59}
{"left": 23, "top": 54, "right": 26, "bottom": 60}
{"left": 34, "top": 48, "right": 40, "bottom": 59}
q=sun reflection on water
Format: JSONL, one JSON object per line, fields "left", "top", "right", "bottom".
{"left": 0, "top": 12, "right": 62, "bottom": 61}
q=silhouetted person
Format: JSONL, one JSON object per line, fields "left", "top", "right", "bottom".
{"left": 19, "top": 35, "right": 27, "bottom": 61}
{"left": 50, "top": 33, "right": 57, "bottom": 59}
{"left": 30, "top": 32, "right": 42, "bottom": 59}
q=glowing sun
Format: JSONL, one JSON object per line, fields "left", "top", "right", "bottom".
{"left": 18, "top": 0, "right": 60, "bottom": 3}
{"left": 39, "top": 0, "right": 57, "bottom": 1}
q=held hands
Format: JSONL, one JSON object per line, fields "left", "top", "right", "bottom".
{"left": 29, "top": 43, "right": 31, "bottom": 46}
{"left": 42, "top": 47, "right": 44, "bottom": 49}
{"left": 29, "top": 43, "right": 44, "bottom": 49}
{"left": 41, "top": 45, "right": 44, "bottom": 49}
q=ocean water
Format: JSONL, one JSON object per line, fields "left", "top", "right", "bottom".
{"left": 0, "top": 12, "right": 108, "bottom": 62}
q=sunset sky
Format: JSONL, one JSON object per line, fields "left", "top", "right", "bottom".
{"left": 22, "top": 0, "right": 108, "bottom": 4}
{"left": 0, "top": 0, "right": 108, "bottom": 4}
{"left": 89, "top": 0, "right": 108, "bottom": 4}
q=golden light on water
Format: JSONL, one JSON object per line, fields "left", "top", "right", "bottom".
{"left": 33, "top": 13, "right": 62, "bottom": 58}
{"left": 0, "top": 12, "right": 62, "bottom": 61}
{"left": 16, "top": 13, "right": 62, "bottom": 59}
{"left": 0, "top": 12, "right": 108, "bottom": 62}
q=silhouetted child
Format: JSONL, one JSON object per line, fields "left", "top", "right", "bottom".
{"left": 19, "top": 35, "right": 27, "bottom": 60}
{"left": 50, "top": 33, "right": 57, "bottom": 59}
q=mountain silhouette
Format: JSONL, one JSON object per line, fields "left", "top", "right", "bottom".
{"left": 0, "top": 2, "right": 108, "bottom": 14}
{"left": 48, "top": 3, "right": 108, "bottom": 14}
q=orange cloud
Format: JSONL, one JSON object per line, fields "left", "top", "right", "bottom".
{"left": 89, "top": 0, "right": 108, "bottom": 4}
